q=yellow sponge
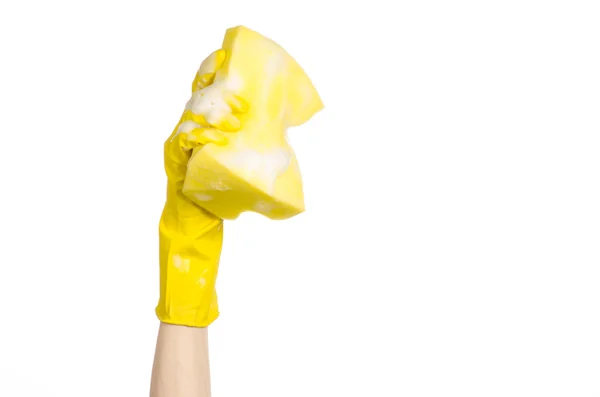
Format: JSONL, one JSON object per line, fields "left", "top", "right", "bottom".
{"left": 181, "top": 26, "right": 323, "bottom": 220}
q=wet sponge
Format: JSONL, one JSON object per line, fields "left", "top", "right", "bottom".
{"left": 182, "top": 26, "right": 323, "bottom": 220}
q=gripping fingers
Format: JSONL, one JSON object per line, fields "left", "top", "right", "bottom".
{"left": 192, "top": 49, "right": 227, "bottom": 92}
{"left": 225, "top": 92, "right": 249, "bottom": 113}
{"left": 186, "top": 128, "right": 228, "bottom": 146}
{"left": 193, "top": 73, "right": 215, "bottom": 91}
{"left": 204, "top": 111, "right": 241, "bottom": 132}
{"left": 199, "top": 49, "right": 226, "bottom": 75}
{"left": 202, "top": 92, "right": 247, "bottom": 132}
{"left": 199, "top": 73, "right": 215, "bottom": 87}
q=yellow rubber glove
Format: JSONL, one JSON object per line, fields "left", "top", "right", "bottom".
{"left": 156, "top": 26, "right": 322, "bottom": 327}
{"left": 156, "top": 49, "right": 246, "bottom": 328}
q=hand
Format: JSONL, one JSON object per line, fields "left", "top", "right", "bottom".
{"left": 156, "top": 49, "right": 247, "bottom": 328}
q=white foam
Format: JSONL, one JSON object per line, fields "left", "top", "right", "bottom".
{"left": 221, "top": 148, "right": 291, "bottom": 193}
{"left": 185, "top": 73, "right": 245, "bottom": 127}
{"left": 178, "top": 120, "right": 202, "bottom": 133}
{"left": 172, "top": 254, "right": 190, "bottom": 273}
{"left": 255, "top": 200, "right": 275, "bottom": 213}
{"left": 170, "top": 120, "right": 206, "bottom": 142}
{"left": 194, "top": 193, "right": 213, "bottom": 201}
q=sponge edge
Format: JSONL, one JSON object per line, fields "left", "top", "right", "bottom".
{"left": 181, "top": 26, "right": 323, "bottom": 220}
{"left": 185, "top": 146, "right": 305, "bottom": 220}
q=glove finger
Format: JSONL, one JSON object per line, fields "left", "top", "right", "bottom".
{"left": 224, "top": 92, "right": 249, "bottom": 113}
{"left": 192, "top": 49, "right": 226, "bottom": 92}
{"left": 186, "top": 128, "right": 228, "bottom": 146}
{"left": 198, "top": 49, "right": 226, "bottom": 76}
{"left": 192, "top": 73, "right": 213, "bottom": 92}
{"left": 205, "top": 111, "right": 241, "bottom": 132}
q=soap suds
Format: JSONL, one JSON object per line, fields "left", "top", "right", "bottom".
{"left": 226, "top": 71, "right": 244, "bottom": 92}
{"left": 194, "top": 193, "right": 213, "bottom": 201}
{"left": 265, "top": 52, "right": 286, "bottom": 77}
{"left": 172, "top": 254, "right": 190, "bottom": 273}
{"left": 185, "top": 73, "right": 245, "bottom": 127}
{"left": 186, "top": 81, "right": 231, "bottom": 125}
{"left": 221, "top": 148, "right": 291, "bottom": 193}
{"left": 178, "top": 120, "right": 202, "bottom": 133}
{"left": 197, "top": 50, "right": 220, "bottom": 77}
{"left": 171, "top": 120, "right": 206, "bottom": 142}
{"left": 201, "top": 178, "right": 231, "bottom": 191}
{"left": 255, "top": 200, "right": 275, "bottom": 213}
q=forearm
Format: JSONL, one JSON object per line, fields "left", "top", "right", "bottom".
{"left": 150, "top": 323, "right": 212, "bottom": 397}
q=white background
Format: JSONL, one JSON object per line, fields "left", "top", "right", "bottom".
{"left": 1, "top": 0, "right": 599, "bottom": 396}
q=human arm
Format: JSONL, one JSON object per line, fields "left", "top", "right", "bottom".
{"left": 150, "top": 323, "right": 211, "bottom": 397}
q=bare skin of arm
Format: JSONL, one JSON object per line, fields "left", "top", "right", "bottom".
{"left": 150, "top": 323, "right": 212, "bottom": 397}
